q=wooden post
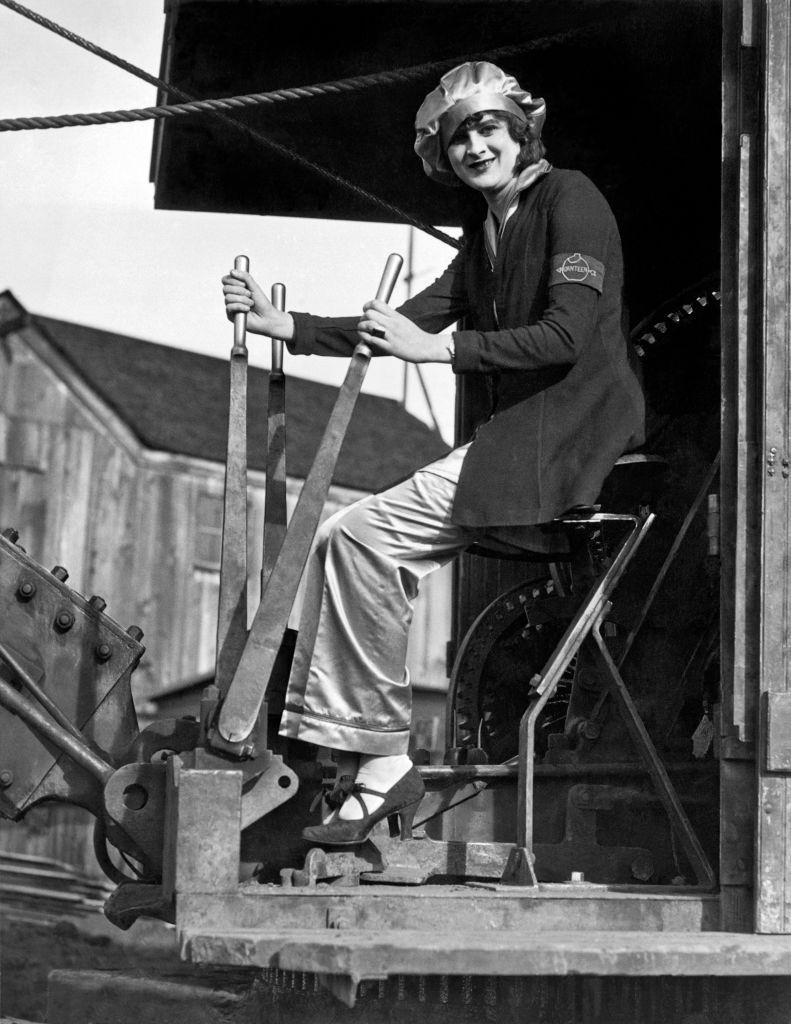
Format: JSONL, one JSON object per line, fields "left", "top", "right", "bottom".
{"left": 719, "top": 0, "right": 763, "bottom": 933}
{"left": 754, "top": 0, "right": 791, "bottom": 934}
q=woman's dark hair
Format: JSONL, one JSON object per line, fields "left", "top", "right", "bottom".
{"left": 451, "top": 109, "right": 547, "bottom": 172}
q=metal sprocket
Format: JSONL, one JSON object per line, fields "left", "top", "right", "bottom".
{"left": 448, "top": 578, "right": 581, "bottom": 762}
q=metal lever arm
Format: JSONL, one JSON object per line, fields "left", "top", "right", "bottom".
{"left": 262, "top": 283, "right": 287, "bottom": 592}
{"left": 213, "top": 254, "right": 403, "bottom": 753}
{"left": 0, "top": 671, "right": 113, "bottom": 785}
{"left": 215, "top": 255, "right": 250, "bottom": 694}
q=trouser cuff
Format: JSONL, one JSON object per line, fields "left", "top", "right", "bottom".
{"left": 280, "top": 707, "right": 410, "bottom": 755}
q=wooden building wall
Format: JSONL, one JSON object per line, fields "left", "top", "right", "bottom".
{"left": 0, "top": 316, "right": 451, "bottom": 875}
{"left": 0, "top": 321, "right": 451, "bottom": 706}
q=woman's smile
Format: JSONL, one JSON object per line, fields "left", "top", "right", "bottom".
{"left": 446, "top": 117, "right": 521, "bottom": 196}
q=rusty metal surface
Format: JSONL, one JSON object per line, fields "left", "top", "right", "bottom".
{"left": 104, "top": 881, "right": 174, "bottom": 931}
{"left": 280, "top": 837, "right": 513, "bottom": 887}
{"left": 214, "top": 256, "right": 250, "bottom": 698}
{"left": 103, "top": 763, "right": 168, "bottom": 874}
{"left": 181, "top": 926, "right": 791, "bottom": 978}
{"left": 176, "top": 885, "right": 719, "bottom": 938}
{"left": 262, "top": 284, "right": 287, "bottom": 593}
{"left": 0, "top": 532, "right": 143, "bottom": 818}
{"left": 163, "top": 760, "right": 242, "bottom": 899}
{"left": 239, "top": 758, "right": 298, "bottom": 830}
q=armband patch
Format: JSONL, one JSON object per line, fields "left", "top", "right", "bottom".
{"left": 550, "top": 252, "right": 605, "bottom": 293}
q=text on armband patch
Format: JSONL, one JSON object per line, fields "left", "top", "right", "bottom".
{"left": 550, "top": 252, "right": 605, "bottom": 293}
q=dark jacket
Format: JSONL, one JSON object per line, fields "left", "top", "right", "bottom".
{"left": 288, "top": 168, "right": 645, "bottom": 527}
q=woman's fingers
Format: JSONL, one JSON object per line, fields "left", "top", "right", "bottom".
{"left": 357, "top": 319, "right": 386, "bottom": 338}
{"left": 361, "top": 298, "right": 392, "bottom": 315}
{"left": 357, "top": 322, "right": 391, "bottom": 348}
{"left": 225, "top": 301, "right": 253, "bottom": 321}
{"left": 223, "top": 286, "right": 253, "bottom": 304}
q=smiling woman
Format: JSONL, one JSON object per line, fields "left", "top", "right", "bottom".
{"left": 220, "top": 59, "right": 644, "bottom": 847}
{"left": 446, "top": 114, "right": 524, "bottom": 192}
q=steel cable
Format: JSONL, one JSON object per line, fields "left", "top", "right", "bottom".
{"left": 0, "top": 0, "right": 460, "bottom": 247}
{"left": 0, "top": 0, "right": 590, "bottom": 247}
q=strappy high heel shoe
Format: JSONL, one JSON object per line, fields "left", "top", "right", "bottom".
{"left": 309, "top": 772, "right": 356, "bottom": 823}
{"left": 301, "top": 766, "right": 425, "bottom": 846}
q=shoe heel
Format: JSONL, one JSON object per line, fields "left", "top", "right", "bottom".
{"left": 391, "top": 801, "right": 419, "bottom": 840}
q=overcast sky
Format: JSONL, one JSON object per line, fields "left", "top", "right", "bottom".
{"left": 0, "top": 0, "right": 459, "bottom": 441}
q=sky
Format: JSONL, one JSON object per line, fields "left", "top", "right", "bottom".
{"left": 0, "top": 0, "right": 460, "bottom": 441}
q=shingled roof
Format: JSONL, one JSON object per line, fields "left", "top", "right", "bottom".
{"left": 29, "top": 313, "right": 449, "bottom": 493}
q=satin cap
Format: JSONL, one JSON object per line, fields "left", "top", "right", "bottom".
{"left": 414, "top": 61, "right": 546, "bottom": 185}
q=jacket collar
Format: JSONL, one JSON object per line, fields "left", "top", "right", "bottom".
{"left": 484, "top": 160, "right": 551, "bottom": 266}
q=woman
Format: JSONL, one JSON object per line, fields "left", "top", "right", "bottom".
{"left": 221, "top": 61, "right": 645, "bottom": 846}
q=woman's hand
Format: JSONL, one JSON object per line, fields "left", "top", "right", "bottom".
{"left": 221, "top": 269, "right": 294, "bottom": 340}
{"left": 357, "top": 300, "right": 452, "bottom": 364}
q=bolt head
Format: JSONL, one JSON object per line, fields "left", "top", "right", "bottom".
{"left": 89, "top": 595, "right": 107, "bottom": 612}
{"left": 0, "top": 769, "right": 14, "bottom": 788}
{"left": 95, "top": 642, "right": 112, "bottom": 663}
{"left": 51, "top": 566, "right": 69, "bottom": 582}
{"left": 630, "top": 852, "right": 654, "bottom": 882}
{"left": 126, "top": 625, "right": 144, "bottom": 642}
{"left": 16, "top": 579, "right": 36, "bottom": 600}
{"left": 2, "top": 527, "right": 19, "bottom": 543}
{"left": 54, "top": 609, "right": 75, "bottom": 632}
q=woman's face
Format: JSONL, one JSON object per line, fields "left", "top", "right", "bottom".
{"left": 446, "top": 114, "right": 521, "bottom": 195}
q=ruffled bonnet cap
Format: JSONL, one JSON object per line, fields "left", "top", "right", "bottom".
{"left": 414, "top": 61, "right": 546, "bottom": 186}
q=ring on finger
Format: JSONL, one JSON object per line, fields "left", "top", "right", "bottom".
{"left": 370, "top": 327, "right": 386, "bottom": 340}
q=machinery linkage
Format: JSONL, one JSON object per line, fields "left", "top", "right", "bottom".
{"left": 0, "top": 264, "right": 721, "bottom": 933}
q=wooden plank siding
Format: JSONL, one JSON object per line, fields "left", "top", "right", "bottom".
{"left": 0, "top": 315, "right": 453, "bottom": 877}
{"left": 0, "top": 323, "right": 451, "bottom": 708}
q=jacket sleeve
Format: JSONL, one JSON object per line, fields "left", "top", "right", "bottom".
{"left": 286, "top": 248, "right": 469, "bottom": 358}
{"left": 452, "top": 175, "right": 613, "bottom": 374}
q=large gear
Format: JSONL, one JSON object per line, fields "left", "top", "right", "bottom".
{"left": 448, "top": 578, "right": 581, "bottom": 761}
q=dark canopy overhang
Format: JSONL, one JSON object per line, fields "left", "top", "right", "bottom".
{"left": 151, "top": 0, "right": 722, "bottom": 317}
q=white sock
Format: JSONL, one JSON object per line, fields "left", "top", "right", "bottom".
{"left": 338, "top": 753, "right": 413, "bottom": 821}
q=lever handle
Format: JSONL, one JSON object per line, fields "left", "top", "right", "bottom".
{"left": 270, "top": 282, "right": 285, "bottom": 374}
{"left": 375, "top": 252, "right": 404, "bottom": 303}
{"left": 357, "top": 252, "right": 404, "bottom": 358}
{"left": 232, "top": 254, "right": 249, "bottom": 355}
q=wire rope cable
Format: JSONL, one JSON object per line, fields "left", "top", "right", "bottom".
{"left": 0, "top": 0, "right": 592, "bottom": 247}
{"left": 0, "top": 0, "right": 459, "bottom": 248}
